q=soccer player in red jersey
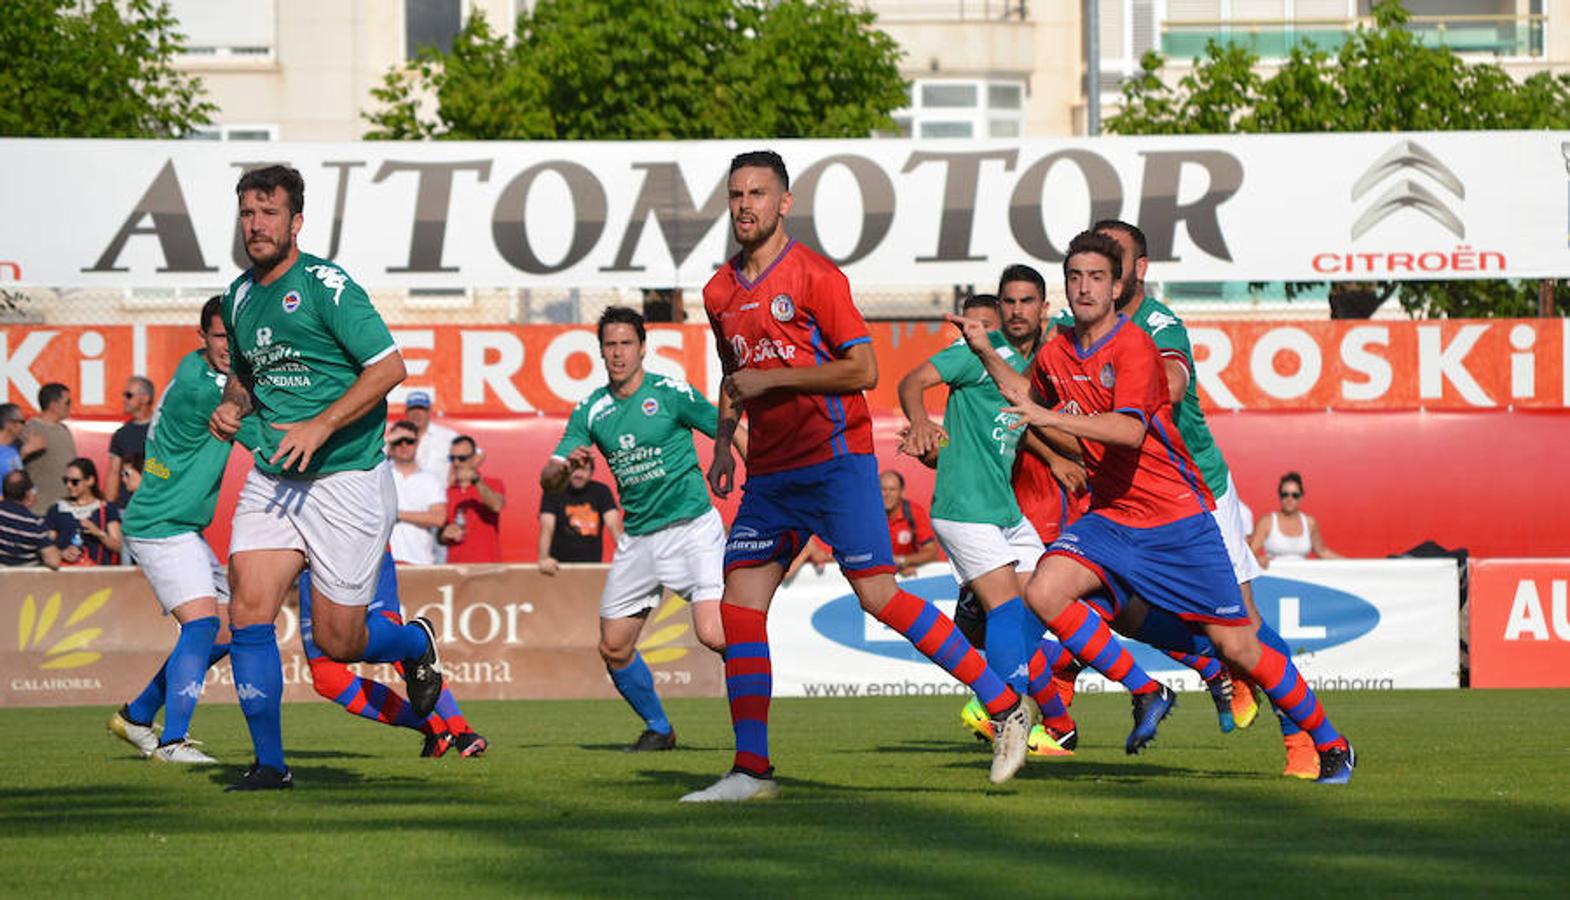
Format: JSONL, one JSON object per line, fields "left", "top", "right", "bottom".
{"left": 681, "top": 151, "right": 1035, "bottom": 802}
{"left": 949, "top": 230, "right": 1355, "bottom": 783}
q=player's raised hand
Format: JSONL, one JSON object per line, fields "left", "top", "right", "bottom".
{"left": 566, "top": 445, "right": 594, "bottom": 470}
{"left": 270, "top": 418, "right": 333, "bottom": 472}
{"left": 944, "top": 313, "right": 992, "bottom": 354}
{"left": 707, "top": 443, "right": 736, "bottom": 498}
{"left": 208, "top": 400, "right": 245, "bottom": 441}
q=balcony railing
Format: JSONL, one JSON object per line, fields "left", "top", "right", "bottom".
{"left": 1161, "top": 14, "right": 1546, "bottom": 60}
{"left": 856, "top": 1, "right": 1028, "bottom": 23}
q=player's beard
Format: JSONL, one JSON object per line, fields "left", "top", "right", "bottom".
{"left": 246, "top": 232, "right": 294, "bottom": 276}
{"left": 1115, "top": 275, "right": 1140, "bottom": 311}
{"left": 733, "top": 210, "right": 780, "bottom": 250}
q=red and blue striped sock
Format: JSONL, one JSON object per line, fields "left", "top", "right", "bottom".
{"left": 1248, "top": 638, "right": 1345, "bottom": 752}
{"left": 722, "top": 603, "right": 773, "bottom": 776}
{"left": 874, "top": 590, "right": 1018, "bottom": 716}
{"left": 1046, "top": 601, "right": 1158, "bottom": 695}
{"left": 308, "top": 657, "right": 429, "bottom": 731}
{"left": 1026, "top": 639, "right": 1075, "bottom": 729}
{"left": 1167, "top": 651, "right": 1223, "bottom": 681}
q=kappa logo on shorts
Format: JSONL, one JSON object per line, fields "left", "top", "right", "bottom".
{"left": 281, "top": 290, "right": 302, "bottom": 313}
{"left": 1099, "top": 363, "right": 1115, "bottom": 389}
{"left": 641, "top": 397, "right": 659, "bottom": 416}
{"left": 770, "top": 293, "right": 795, "bottom": 322}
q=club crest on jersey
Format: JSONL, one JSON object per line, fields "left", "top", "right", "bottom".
{"left": 641, "top": 397, "right": 659, "bottom": 416}
{"left": 1099, "top": 363, "right": 1115, "bottom": 389}
{"left": 281, "top": 290, "right": 302, "bottom": 313}
{"left": 770, "top": 293, "right": 795, "bottom": 322}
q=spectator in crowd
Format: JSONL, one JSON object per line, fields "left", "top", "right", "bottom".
{"left": 439, "top": 435, "right": 507, "bottom": 563}
{"left": 0, "top": 470, "right": 62, "bottom": 569}
{"left": 537, "top": 455, "right": 619, "bottom": 573}
{"left": 881, "top": 470, "right": 940, "bottom": 576}
{"left": 0, "top": 403, "right": 45, "bottom": 476}
{"left": 1250, "top": 471, "right": 1343, "bottom": 566}
{"left": 22, "top": 382, "right": 75, "bottom": 514}
{"left": 406, "top": 390, "right": 459, "bottom": 483}
{"left": 783, "top": 534, "right": 833, "bottom": 582}
{"left": 386, "top": 420, "right": 447, "bottom": 565}
{"left": 119, "top": 453, "right": 145, "bottom": 498}
{"left": 44, "top": 457, "right": 122, "bottom": 566}
{"left": 105, "top": 375, "right": 156, "bottom": 507}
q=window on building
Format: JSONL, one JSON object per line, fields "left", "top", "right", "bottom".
{"left": 890, "top": 78, "right": 1027, "bottom": 139}
{"left": 407, "top": 0, "right": 463, "bottom": 60}
{"left": 186, "top": 123, "right": 279, "bottom": 141}
{"left": 169, "top": 0, "right": 276, "bottom": 57}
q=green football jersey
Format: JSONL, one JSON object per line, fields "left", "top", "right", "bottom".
{"left": 1128, "top": 296, "right": 1230, "bottom": 497}
{"left": 122, "top": 350, "right": 232, "bottom": 538}
{"left": 552, "top": 374, "right": 718, "bottom": 536}
{"left": 223, "top": 252, "right": 396, "bottom": 476}
{"left": 928, "top": 330, "right": 1028, "bottom": 527}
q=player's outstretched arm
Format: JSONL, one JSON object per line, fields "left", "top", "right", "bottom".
{"left": 1000, "top": 385, "right": 1145, "bottom": 448}
{"left": 270, "top": 352, "right": 406, "bottom": 471}
{"left": 942, "top": 314, "right": 1031, "bottom": 400}
{"left": 896, "top": 361, "right": 948, "bottom": 459}
{"left": 541, "top": 446, "right": 592, "bottom": 493}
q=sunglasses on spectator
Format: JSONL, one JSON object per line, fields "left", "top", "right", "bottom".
{"left": 1280, "top": 491, "right": 1301, "bottom": 499}
{"left": 449, "top": 453, "right": 473, "bottom": 463}
{"left": 62, "top": 477, "right": 83, "bottom": 485}
{"left": 390, "top": 437, "right": 417, "bottom": 447}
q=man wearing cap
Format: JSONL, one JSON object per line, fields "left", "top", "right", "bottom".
{"left": 406, "top": 390, "right": 459, "bottom": 484}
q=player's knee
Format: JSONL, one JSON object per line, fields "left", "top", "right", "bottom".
{"left": 598, "top": 637, "right": 633, "bottom": 667}
{"left": 314, "top": 629, "right": 362, "bottom": 663}
{"left": 1023, "top": 581, "right": 1070, "bottom": 621}
{"left": 694, "top": 619, "right": 726, "bottom": 655}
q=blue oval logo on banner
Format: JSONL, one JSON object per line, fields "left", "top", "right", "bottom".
{"left": 807, "top": 573, "right": 1380, "bottom": 670}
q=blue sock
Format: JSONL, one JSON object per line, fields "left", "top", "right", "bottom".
{"left": 159, "top": 617, "right": 220, "bottom": 744}
{"left": 126, "top": 662, "right": 168, "bottom": 724}
{"left": 360, "top": 613, "right": 429, "bottom": 663}
{"left": 609, "top": 653, "right": 671, "bottom": 735}
{"left": 434, "top": 687, "right": 463, "bottom": 723}
{"left": 984, "top": 598, "right": 1030, "bottom": 694}
{"left": 230, "top": 623, "right": 286, "bottom": 771}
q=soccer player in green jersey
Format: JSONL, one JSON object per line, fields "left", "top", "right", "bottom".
{"left": 110, "top": 297, "right": 236, "bottom": 765}
{"left": 539, "top": 307, "right": 737, "bottom": 751}
{"left": 207, "top": 165, "right": 440, "bottom": 791}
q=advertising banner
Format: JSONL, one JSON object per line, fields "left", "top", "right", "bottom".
{"left": 1, "top": 132, "right": 1566, "bottom": 289}
{"left": 0, "top": 566, "right": 721, "bottom": 709}
{"left": 3, "top": 318, "right": 1568, "bottom": 418}
{"left": 1468, "top": 559, "right": 1570, "bottom": 688}
{"left": 767, "top": 559, "right": 1460, "bottom": 698}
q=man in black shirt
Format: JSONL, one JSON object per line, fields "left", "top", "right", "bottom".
{"left": 538, "top": 456, "right": 619, "bottom": 572}
{"left": 106, "top": 375, "right": 155, "bottom": 507}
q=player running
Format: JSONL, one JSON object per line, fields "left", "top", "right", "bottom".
{"left": 298, "top": 550, "right": 487, "bottom": 758}
{"left": 951, "top": 230, "right": 1355, "bottom": 784}
{"left": 681, "top": 150, "right": 1034, "bottom": 803}
{"left": 110, "top": 296, "right": 237, "bottom": 764}
{"left": 539, "top": 306, "right": 736, "bottom": 752}
{"left": 209, "top": 164, "right": 441, "bottom": 791}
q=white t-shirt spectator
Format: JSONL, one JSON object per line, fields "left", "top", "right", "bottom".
{"left": 415, "top": 422, "right": 460, "bottom": 484}
{"left": 390, "top": 466, "right": 447, "bottom": 564}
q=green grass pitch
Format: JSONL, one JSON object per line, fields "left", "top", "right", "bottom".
{"left": 2, "top": 690, "right": 1567, "bottom": 897}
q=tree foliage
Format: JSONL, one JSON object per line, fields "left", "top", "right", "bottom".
{"left": 0, "top": 0, "right": 214, "bottom": 138}
{"left": 1107, "top": 0, "right": 1569, "bottom": 317}
{"left": 363, "top": 0, "right": 908, "bottom": 141}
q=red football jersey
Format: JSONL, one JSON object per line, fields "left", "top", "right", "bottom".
{"left": 1012, "top": 449, "right": 1088, "bottom": 543}
{"left": 704, "top": 240, "right": 874, "bottom": 475}
{"left": 1029, "top": 316, "right": 1213, "bottom": 527}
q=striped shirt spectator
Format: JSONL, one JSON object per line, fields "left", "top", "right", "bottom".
{"left": 0, "top": 470, "right": 61, "bottom": 569}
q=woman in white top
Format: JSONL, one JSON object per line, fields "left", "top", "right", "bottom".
{"left": 1249, "top": 471, "right": 1341, "bottom": 567}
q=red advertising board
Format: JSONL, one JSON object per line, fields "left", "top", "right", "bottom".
{"left": 1468, "top": 560, "right": 1570, "bottom": 688}
{"left": 2, "top": 318, "right": 1567, "bottom": 416}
